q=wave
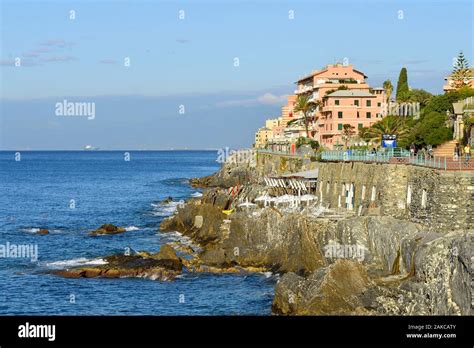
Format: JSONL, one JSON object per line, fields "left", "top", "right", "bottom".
{"left": 162, "top": 231, "right": 202, "bottom": 253}
{"left": 44, "top": 257, "right": 108, "bottom": 269}
{"left": 151, "top": 200, "right": 184, "bottom": 217}
{"left": 125, "top": 226, "right": 140, "bottom": 231}
{"left": 191, "top": 191, "right": 203, "bottom": 198}
{"left": 21, "top": 228, "right": 62, "bottom": 233}
{"left": 21, "top": 228, "right": 40, "bottom": 233}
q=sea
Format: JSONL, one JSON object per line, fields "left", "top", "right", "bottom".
{"left": 0, "top": 151, "right": 275, "bottom": 315}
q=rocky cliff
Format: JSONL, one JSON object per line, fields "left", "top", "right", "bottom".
{"left": 160, "top": 152, "right": 472, "bottom": 315}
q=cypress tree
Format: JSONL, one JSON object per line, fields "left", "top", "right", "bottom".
{"left": 396, "top": 67, "right": 409, "bottom": 101}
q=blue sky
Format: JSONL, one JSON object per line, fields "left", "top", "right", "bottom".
{"left": 0, "top": 0, "right": 472, "bottom": 149}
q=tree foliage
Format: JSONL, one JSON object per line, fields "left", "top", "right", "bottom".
{"left": 293, "top": 94, "right": 316, "bottom": 138}
{"left": 296, "top": 136, "right": 319, "bottom": 150}
{"left": 360, "top": 116, "right": 410, "bottom": 146}
{"left": 383, "top": 79, "right": 393, "bottom": 103}
{"left": 451, "top": 51, "right": 470, "bottom": 88}
{"left": 411, "top": 112, "right": 452, "bottom": 147}
{"left": 341, "top": 124, "right": 356, "bottom": 148}
{"left": 422, "top": 87, "right": 474, "bottom": 115}
{"left": 396, "top": 67, "right": 409, "bottom": 101}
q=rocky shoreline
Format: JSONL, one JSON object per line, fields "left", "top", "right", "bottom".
{"left": 50, "top": 152, "right": 472, "bottom": 315}
{"left": 158, "top": 152, "right": 472, "bottom": 315}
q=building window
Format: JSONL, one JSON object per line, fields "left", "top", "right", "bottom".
{"left": 338, "top": 123, "right": 343, "bottom": 130}
{"left": 358, "top": 123, "right": 363, "bottom": 129}
{"left": 377, "top": 102, "right": 381, "bottom": 107}
{"left": 366, "top": 112, "right": 371, "bottom": 118}
{"left": 366, "top": 100, "right": 371, "bottom": 107}
{"left": 354, "top": 100, "right": 359, "bottom": 106}
{"left": 335, "top": 100, "right": 340, "bottom": 105}
{"left": 357, "top": 111, "right": 360, "bottom": 118}
{"left": 338, "top": 111, "right": 343, "bottom": 118}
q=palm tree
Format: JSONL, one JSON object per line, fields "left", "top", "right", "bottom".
{"left": 361, "top": 116, "right": 409, "bottom": 146}
{"left": 293, "top": 94, "right": 317, "bottom": 138}
{"left": 341, "top": 124, "right": 356, "bottom": 148}
{"left": 383, "top": 80, "right": 393, "bottom": 106}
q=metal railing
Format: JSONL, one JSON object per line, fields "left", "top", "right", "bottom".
{"left": 321, "top": 148, "right": 410, "bottom": 163}
{"left": 258, "top": 148, "right": 473, "bottom": 171}
{"left": 256, "top": 149, "right": 303, "bottom": 158}
{"left": 409, "top": 155, "right": 473, "bottom": 171}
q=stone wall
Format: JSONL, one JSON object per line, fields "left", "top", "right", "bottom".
{"left": 256, "top": 152, "right": 473, "bottom": 232}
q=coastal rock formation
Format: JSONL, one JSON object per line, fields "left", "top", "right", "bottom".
{"left": 161, "top": 189, "right": 329, "bottom": 274}
{"left": 160, "top": 196, "right": 174, "bottom": 205}
{"left": 273, "top": 225, "right": 472, "bottom": 315}
{"left": 190, "top": 156, "right": 257, "bottom": 189}
{"left": 272, "top": 259, "right": 371, "bottom": 315}
{"left": 161, "top": 153, "right": 472, "bottom": 315}
{"left": 89, "top": 224, "right": 126, "bottom": 236}
{"left": 52, "top": 244, "right": 183, "bottom": 281}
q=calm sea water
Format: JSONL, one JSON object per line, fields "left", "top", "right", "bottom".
{"left": 0, "top": 151, "right": 275, "bottom": 315}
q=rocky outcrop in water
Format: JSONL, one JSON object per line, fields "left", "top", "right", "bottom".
{"left": 89, "top": 224, "right": 126, "bottom": 236}
{"left": 52, "top": 244, "right": 183, "bottom": 281}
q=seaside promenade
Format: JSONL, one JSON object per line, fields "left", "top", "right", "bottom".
{"left": 256, "top": 148, "right": 474, "bottom": 172}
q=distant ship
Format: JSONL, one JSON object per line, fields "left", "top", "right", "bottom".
{"left": 84, "top": 145, "right": 99, "bottom": 151}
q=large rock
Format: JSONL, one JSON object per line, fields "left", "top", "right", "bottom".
{"left": 273, "top": 259, "right": 371, "bottom": 315}
{"left": 89, "top": 224, "right": 126, "bottom": 236}
{"left": 160, "top": 200, "right": 226, "bottom": 245}
{"left": 272, "top": 221, "right": 473, "bottom": 315}
{"left": 190, "top": 158, "right": 256, "bottom": 189}
{"left": 52, "top": 244, "right": 183, "bottom": 281}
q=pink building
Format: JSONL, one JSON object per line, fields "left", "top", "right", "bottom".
{"left": 295, "top": 64, "right": 386, "bottom": 148}
{"left": 320, "top": 88, "right": 385, "bottom": 147}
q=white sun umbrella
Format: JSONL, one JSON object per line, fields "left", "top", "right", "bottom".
{"left": 239, "top": 198, "right": 257, "bottom": 208}
{"left": 300, "top": 194, "right": 317, "bottom": 201}
{"left": 239, "top": 201, "right": 257, "bottom": 207}
{"left": 255, "top": 195, "right": 270, "bottom": 202}
{"left": 275, "top": 194, "right": 296, "bottom": 203}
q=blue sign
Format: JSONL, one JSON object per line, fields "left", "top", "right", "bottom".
{"left": 382, "top": 134, "right": 397, "bottom": 148}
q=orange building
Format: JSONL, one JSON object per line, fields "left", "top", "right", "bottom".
{"left": 294, "top": 63, "right": 386, "bottom": 148}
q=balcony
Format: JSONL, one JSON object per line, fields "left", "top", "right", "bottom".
{"left": 296, "top": 85, "right": 313, "bottom": 94}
